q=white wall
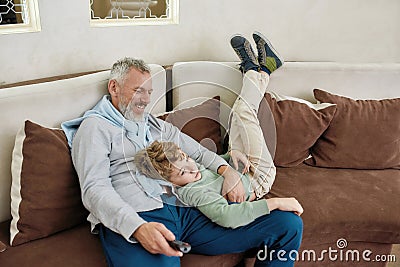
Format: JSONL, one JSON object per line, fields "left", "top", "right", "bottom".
{"left": 0, "top": 0, "right": 399, "bottom": 85}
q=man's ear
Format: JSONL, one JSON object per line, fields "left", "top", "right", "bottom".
{"left": 108, "top": 79, "right": 118, "bottom": 96}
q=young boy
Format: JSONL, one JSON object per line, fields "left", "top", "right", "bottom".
{"left": 135, "top": 139, "right": 302, "bottom": 229}
{"left": 134, "top": 32, "right": 303, "bottom": 229}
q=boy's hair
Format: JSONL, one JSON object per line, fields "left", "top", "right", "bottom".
{"left": 134, "top": 141, "right": 184, "bottom": 181}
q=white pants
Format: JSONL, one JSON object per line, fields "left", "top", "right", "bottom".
{"left": 228, "top": 70, "right": 276, "bottom": 198}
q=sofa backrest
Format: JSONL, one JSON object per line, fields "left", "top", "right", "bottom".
{"left": 0, "top": 65, "right": 166, "bottom": 223}
{"left": 172, "top": 61, "right": 400, "bottom": 137}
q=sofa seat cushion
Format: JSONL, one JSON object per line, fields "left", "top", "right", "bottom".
{"left": 0, "top": 221, "right": 107, "bottom": 267}
{"left": 268, "top": 164, "right": 400, "bottom": 245}
{"left": 0, "top": 220, "right": 244, "bottom": 266}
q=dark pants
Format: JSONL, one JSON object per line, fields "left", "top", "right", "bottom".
{"left": 99, "top": 197, "right": 303, "bottom": 267}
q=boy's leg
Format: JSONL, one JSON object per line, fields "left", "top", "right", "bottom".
{"left": 229, "top": 70, "right": 276, "bottom": 198}
{"left": 181, "top": 207, "right": 303, "bottom": 267}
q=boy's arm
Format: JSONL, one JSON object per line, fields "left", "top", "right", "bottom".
{"left": 179, "top": 187, "right": 269, "bottom": 229}
{"left": 199, "top": 195, "right": 269, "bottom": 228}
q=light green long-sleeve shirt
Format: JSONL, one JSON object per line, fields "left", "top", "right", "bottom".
{"left": 176, "top": 154, "right": 270, "bottom": 229}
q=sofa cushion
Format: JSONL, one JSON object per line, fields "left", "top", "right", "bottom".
{"left": 0, "top": 221, "right": 107, "bottom": 266}
{"left": 181, "top": 252, "right": 243, "bottom": 267}
{"left": 306, "top": 89, "right": 400, "bottom": 169}
{"left": 157, "top": 96, "right": 223, "bottom": 154}
{"left": 0, "top": 220, "right": 244, "bottom": 267}
{"left": 267, "top": 164, "right": 400, "bottom": 244}
{"left": 10, "top": 120, "right": 88, "bottom": 246}
{"left": 258, "top": 92, "right": 337, "bottom": 167}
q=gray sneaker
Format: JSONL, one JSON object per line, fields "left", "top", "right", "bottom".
{"left": 253, "top": 31, "right": 284, "bottom": 75}
{"left": 230, "top": 35, "right": 259, "bottom": 73}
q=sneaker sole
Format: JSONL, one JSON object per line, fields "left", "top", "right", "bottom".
{"left": 253, "top": 31, "right": 285, "bottom": 65}
{"left": 230, "top": 33, "right": 247, "bottom": 48}
{"left": 230, "top": 33, "right": 259, "bottom": 72}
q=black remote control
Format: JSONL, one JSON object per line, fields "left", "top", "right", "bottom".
{"left": 168, "top": 240, "right": 191, "bottom": 253}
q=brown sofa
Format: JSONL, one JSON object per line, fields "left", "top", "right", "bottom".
{"left": 1, "top": 163, "right": 398, "bottom": 267}
{"left": 1, "top": 62, "right": 399, "bottom": 267}
{"left": 1, "top": 163, "right": 398, "bottom": 266}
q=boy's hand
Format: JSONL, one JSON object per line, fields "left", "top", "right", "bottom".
{"left": 266, "top": 197, "right": 304, "bottom": 216}
{"left": 229, "top": 150, "right": 250, "bottom": 174}
{"left": 218, "top": 165, "right": 246, "bottom": 202}
{"left": 248, "top": 192, "right": 256, "bottom": 201}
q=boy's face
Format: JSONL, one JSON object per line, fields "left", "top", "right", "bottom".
{"left": 169, "top": 151, "right": 202, "bottom": 186}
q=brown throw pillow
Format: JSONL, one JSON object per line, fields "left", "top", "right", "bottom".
{"left": 306, "top": 89, "right": 400, "bottom": 169}
{"left": 10, "top": 120, "right": 88, "bottom": 246}
{"left": 157, "top": 96, "right": 222, "bottom": 154}
{"left": 258, "top": 92, "right": 337, "bottom": 167}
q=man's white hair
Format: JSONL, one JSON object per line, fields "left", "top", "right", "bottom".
{"left": 110, "top": 57, "right": 150, "bottom": 85}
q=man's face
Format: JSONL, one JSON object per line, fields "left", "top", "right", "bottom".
{"left": 110, "top": 68, "right": 153, "bottom": 120}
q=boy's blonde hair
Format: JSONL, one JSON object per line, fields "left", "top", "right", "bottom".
{"left": 134, "top": 141, "right": 184, "bottom": 181}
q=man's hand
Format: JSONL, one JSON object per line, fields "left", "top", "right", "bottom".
{"left": 229, "top": 150, "right": 250, "bottom": 174}
{"left": 133, "top": 222, "right": 183, "bottom": 257}
{"left": 266, "top": 197, "right": 304, "bottom": 216}
{"left": 219, "top": 165, "right": 246, "bottom": 203}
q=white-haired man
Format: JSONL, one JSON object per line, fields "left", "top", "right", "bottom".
{"left": 62, "top": 32, "right": 302, "bottom": 267}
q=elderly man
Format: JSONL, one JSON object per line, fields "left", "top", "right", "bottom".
{"left": 62, "top": 32, "right": 302, "bottom": 267}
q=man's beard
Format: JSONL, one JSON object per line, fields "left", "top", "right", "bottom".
{"left": 118, "top": 98, "right": 145, "bottom": 121}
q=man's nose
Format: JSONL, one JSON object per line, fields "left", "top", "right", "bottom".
{"left": 141, "top": 91, "right": 151, "bottom": 103}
